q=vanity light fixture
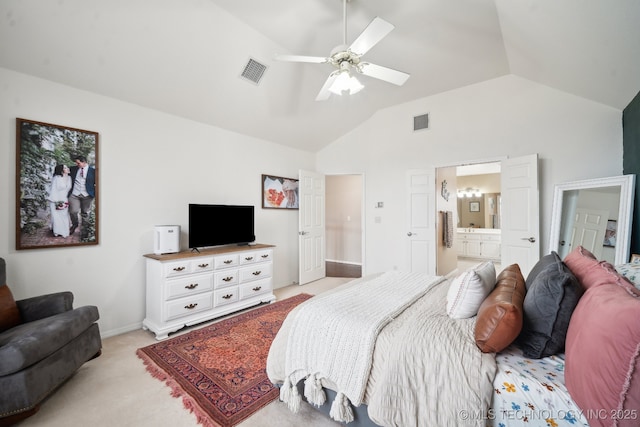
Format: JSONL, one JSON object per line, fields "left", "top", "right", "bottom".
{"left": 457, "top": 188, "right": 482, "bottom": 198}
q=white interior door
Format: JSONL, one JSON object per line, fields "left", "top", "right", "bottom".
{"left": 406, "top": 169, "right": 436, "bottom": 275}
{"left": 501, "top": 154, "right": 540, "bottom": 277}
{"left": 298, "top": 170, "right": 326, "bottom": 285}
{"left": 569, "top": 208, "right": 609, "bottom": 259}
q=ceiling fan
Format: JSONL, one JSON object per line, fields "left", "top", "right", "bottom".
{"left": 275, "top": 0, "right": 410, "bottom": 101}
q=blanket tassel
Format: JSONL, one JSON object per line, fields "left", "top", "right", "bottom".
{"left": 280, "top": 377, "right": 301, "bottom": 413}
{"left": 303, "top": 373, "right": 326, "bottom": 407}
{"left": 329, "top": 392, "right": 354, "bottom": 423}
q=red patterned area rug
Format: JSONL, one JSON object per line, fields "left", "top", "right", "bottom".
{"left": 137, "top": 293, "right": 312, "bottom": 427}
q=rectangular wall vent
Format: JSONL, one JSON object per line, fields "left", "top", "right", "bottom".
{"left": 413, "top": 113, "right": 429, "bottom": 131}
{"left": 240, "top": 58, "right": 267, "bottom": 85}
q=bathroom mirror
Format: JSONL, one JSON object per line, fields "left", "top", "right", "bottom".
{"left": 548, "top": 175, "right": 636, "bottom": 265}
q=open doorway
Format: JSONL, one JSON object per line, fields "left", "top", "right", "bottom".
{"left": 325, "top": 174, "right": 364, "bottom": 278}
{"left": 436, "top": 162, "right": 502, "bottom": 276}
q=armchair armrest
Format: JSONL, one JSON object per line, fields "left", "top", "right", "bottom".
{"left": 16, "top": 291, "right": 74, "bottom": 323}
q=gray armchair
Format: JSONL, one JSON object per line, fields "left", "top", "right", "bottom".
{"left": 0, "top": 258, "right": 102, "bottom": 425}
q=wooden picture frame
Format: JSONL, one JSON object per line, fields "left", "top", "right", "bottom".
{"left": 469, "top": 201, "right": 480, "bottom": 212}
{"left": 603, "top": 219, "right": 617, "bottom": 248}
{"left": 16, "top": 118, "right": 99, "bottom": 250}
{"left": 262, "top": 174, "right": 299, "bottom": 209}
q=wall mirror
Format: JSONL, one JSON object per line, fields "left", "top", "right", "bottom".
{"left": 548, "top": 175, "right": 636, "bottom": 265}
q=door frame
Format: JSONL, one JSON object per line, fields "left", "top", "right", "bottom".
{"left": 435, "top": 156, "right": 505, "bottom": 275}
{"left": 324, "top": 173, "right": 367, "bottom": 276}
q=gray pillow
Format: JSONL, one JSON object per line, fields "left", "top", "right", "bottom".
{"left": 525, "top": 252, "right": 557, "bottom": 290}
{"left": 518, "top": 252, "right": 583, "bottom": 358}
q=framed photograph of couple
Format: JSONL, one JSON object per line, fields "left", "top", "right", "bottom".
{"left": 15, "top": 118, "right": 99, "bottom": 250}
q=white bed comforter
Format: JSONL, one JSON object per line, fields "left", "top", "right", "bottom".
{"left": 267, "top": 274, "right": 497, "bottom": 427}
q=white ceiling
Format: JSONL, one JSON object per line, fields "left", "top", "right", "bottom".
{"left": 1, "top": 0, "right": 639, "bottom": 152}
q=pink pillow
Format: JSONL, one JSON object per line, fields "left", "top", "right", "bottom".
{"left": 564, "top": 246, "right": 639, "bottom": 295}
{"left": 565, "top": 283, "right": 640, "bottom": 427}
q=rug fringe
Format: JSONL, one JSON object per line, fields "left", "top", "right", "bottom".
{"left": 136, "top": 349, "right": 222, "bottom": 427}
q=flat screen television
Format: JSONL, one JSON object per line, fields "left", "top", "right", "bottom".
{"left": 188, "top": 204, "right": 255, "bottom": 249}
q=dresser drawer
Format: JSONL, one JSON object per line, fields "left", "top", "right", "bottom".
{"left": 214, "top": 270, "right": 239, "bottom": 289}
{"left": 163, "top": 257, "right": 214, "bottom": 278}
{"left": 214, "top": 287, "right": 239, "bottom": 307}
{"left": 214, "top": 254, "right": 239, "bottom": 270}
{"left": 166, "top": 274, "right": 213, "bottom": 300}
{"left": 238, "top": 249, "right": 273, "bottom": 265}
{"left": 239, "top": 279, "right": 272, "bottom": 299}
{"left": 165, "top": 292, "right": 213, "bottom": 321}
{"left": 239, "top": 263, "right": 272, "bottom": 283}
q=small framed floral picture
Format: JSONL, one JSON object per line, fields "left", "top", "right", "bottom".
{"left": 16, "top": 118, "right": 99, "bottom": 250}
{"left": 262, "top": 174, "right": 299, "bottom": 209}
{"left": 469, "top": 201, "right": 480, "bottom": 212}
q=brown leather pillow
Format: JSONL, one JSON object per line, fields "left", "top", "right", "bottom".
{"left": 475, "top": 264, "right": 526, "bottom": 353}
{"left": 0, "top": 283, "right": 22, "bottom": 333}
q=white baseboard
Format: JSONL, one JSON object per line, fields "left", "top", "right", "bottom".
{"left": 100, "top": 322, "right": 143, "bottom": 339}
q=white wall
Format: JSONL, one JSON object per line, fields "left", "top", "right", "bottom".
{"left": 0, "top": 67, "right": 315, "bottom": 337}
{"left": 316, "top": 75, "right": 624, "bottom": 274}
{"left": 0, "top": 69, "right": 626, "bottom": 338}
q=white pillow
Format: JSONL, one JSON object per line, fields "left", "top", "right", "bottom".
{"left": 446, "top": 261, "right": 496, "bottom": 319}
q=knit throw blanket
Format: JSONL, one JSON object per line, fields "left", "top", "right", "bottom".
{"left": 280, "top": 272, "right": 445, "bottom": 423}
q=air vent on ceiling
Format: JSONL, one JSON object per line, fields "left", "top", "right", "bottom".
{"left": 240, "top": 58, "right": 267, "bottom": 85}
{"left": 413, "top": 113, "right": 429, "bottom": 131}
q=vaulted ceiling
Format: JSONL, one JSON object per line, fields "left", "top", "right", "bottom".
{"left": 1, "top": 0, "right": 639, "bottom": 152}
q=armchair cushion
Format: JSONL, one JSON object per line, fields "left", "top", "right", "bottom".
{"left": 16, "top": 291, "right": 74, "bottom": 323}
{"left": 0, "top": 305, "right": 99, "bottom": 376}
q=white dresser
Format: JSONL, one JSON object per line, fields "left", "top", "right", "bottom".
{"left": 142, "top": 244, "right": 275, "bottom": 339}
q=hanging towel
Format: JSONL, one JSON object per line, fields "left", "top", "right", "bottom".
{"left": 443, "top": 211, "right": 454, "bottom": 248}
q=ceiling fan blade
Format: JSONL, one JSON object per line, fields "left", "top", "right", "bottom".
{"left": 275, "top": 54, "right": 327, "bottom": 64}
{"left": 348, "top": 17, "right": 395, "bottom": 56}
{"left": 316, "top": 73, "right": 339, "bottom": 101}
{"left": 359, "top": 62, "right": 410, "bottom": 86}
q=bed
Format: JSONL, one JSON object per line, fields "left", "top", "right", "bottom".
{"left": 266, "top": 246, "right": 640, "bottom": 427}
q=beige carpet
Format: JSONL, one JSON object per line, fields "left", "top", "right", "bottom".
{"left": 18, "top": 277, "right": 350, "bottom": 427}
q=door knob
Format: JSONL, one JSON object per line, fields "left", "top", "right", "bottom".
{"left": 407, "top": 232, "right": 417, "bottom": 236}
{"left": 520, "top": 237, "right": 536, "bottom": 243}
{"left": 299, "top": 231, "right": 308, "bottom": 236}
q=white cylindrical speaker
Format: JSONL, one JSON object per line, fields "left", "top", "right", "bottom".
{"left": 154, "top": 225, "right": 180, "bottom": 255}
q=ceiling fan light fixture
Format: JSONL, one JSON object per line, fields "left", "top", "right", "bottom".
{"left": 328, "top": 70, "right": 364, "bottom": 96}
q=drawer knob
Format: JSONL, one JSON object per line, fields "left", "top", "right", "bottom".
{"left": 252, "top": 271, "right": 262, "bottom": 276}
{"left": 223, "top": 260, "right": 233, "bottom": 264}
{"left": 184, "top": 303, "right": 198, "bottom": 309}
{"left": 185, "top": 284, "right": 198, "bottom": 290}
{"left": 198, "top": 263, "right": 209, "bottom": 268}
{"left": 245, "top": 256, "right": 254, "bottom": 261}
{"left": 173, "top": 266, "right": 186, "bottom": 272}
{"left": 222, "top": 294, "right": 233, "bottom": 300}
{"left": 252, "top": 286, "right": 262, "bottom": 292}
{"left": 222, "top": 276, "right": 233, "bottom": 282}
